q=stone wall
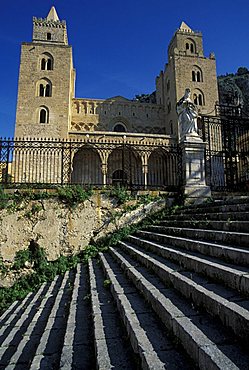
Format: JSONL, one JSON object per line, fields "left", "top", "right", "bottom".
{"left": 0, "top": 194, "right": 168, "bottom": 263}
{"left": 71, "top": 97, "right": 166, "bottom": 134}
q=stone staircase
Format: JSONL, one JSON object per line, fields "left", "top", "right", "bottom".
{"left": 1, "top": 198, "right": 249, "bottom": 369}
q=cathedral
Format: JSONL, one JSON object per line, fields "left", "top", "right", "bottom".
{"left": 12, "top": 6, "right": 219, "bottom": 189}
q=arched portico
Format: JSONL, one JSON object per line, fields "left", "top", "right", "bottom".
{"left": 148, "top": 148, "right": 178, "bottom": 188}
{"left": 107, "top": 146, "right": 143, "bottom": 188}
{"left": 71, "top": 145, "right": 102, "bottom": 185}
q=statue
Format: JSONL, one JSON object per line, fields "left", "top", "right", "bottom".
{"left": 176, "top": 88, "right": 199, "bottom": 137}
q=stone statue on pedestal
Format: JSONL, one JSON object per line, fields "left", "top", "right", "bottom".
{"left": 176, "top": 88, "right": 199, "bottom": 137}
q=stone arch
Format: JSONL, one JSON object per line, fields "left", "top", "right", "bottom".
{"left": 39, "top": 52, "right": 54, "bottom": 71}
{"left": 193, "top": 88, "right": 205, "bottom": 106}
{"left": 36, "top": 78, "right": 52, "bottom": 97}
{"left": 107, "top": 146, "right": 143, "bottom": 187}
{"left": 71, "top": 145, "right": 102, "bottom": 185}
{"left": 109, "top": 117, "right": 131, "bottom": 132}
{"left": 113, "top": 122, "right": 127, "bottom": 132}
{"left": 185, "top": 38, "right": 196, "bottom": 53}
{"left": 148, "top": 148, "right": 178, "bottom": 188}
{"left": 37, "top": 105, "right": 49, "bottom": 124}
{"left": 192, "top": 65, "right": 203, "bottom": 82}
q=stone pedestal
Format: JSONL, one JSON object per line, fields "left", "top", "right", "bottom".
{"left": 180, "top": 133, "right": 211, "bottom": 203}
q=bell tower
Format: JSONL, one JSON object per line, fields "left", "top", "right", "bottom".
{"left": 32, "top": 6, "right": 68, "bottom": 45}
{"left": 15, "top": 6, "right": 75, "bottom": 139}
{"left": 156, "top": 22, "right": 219, "bottom": 136}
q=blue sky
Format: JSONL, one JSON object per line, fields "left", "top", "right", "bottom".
{"left": 0, "top": 0, "right": 249, "bottom": 138}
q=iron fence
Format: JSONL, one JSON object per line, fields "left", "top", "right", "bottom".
{"left": 201, "top": 114, "right": 249, "bottom": 192}
{"left": 0, "top": 137, "right": 182, "bottom": 191}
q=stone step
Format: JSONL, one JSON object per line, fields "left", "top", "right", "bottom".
{"left": 106, "top": 248, "right": 249, "bottom": 370}
{"left": 0, "top": 292, "right": 33, "bottom": 343}
{"left": 162, "top": 211, "right": 249, "bottom": 222}
{"left": 0, "top": 300, "right": 22, "bottom": 325}
{"left": 4, "top": 276, "right": 62, "bottom": 369}
{"left": 0, "top": 282, "right": 49, "bottom": 367}
{"left": 99, "top": 252, "right": 193, "bottom": 369}
{"left": 175, "top": 202, "right": 249, "bottom": 215}
{"left": 159, "top": 220, "right": 249, "bottom": 233}
{"left": 117, "top": 240, "right": 249, "bottom": 341}
{"left": 146, "top": 225, "right": 249, "bottom": 248}
{"left": 136, "top": 230, "right": 249, "bottom": 267}
{"left": 60, "top": 264, "right": 94, "bottom": 370}
{"left": 89, "top": 259, "right": 138, "bottom": 370}
{"left": 29, "top": 271, "right": 73, "bottom": 370}
{"left": 186, "top": 197, "right": 249, "bottom": 210}
{"left": 127, "top": 235, "right": 249, "bottom": 296}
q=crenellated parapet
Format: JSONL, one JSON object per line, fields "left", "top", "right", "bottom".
{"left": 33, "top": 17, "right": 66, "bottom": 28}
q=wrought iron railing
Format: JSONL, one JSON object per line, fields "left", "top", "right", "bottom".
{"left": 201, "top": 115, "right": 249, "bottom": 192}
{"left": 0, "top": 137, "right": 182, "bottom": 191}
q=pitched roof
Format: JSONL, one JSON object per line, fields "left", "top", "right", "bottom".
{"left": 179, "top": 21, "right": 193, "bottom": 32}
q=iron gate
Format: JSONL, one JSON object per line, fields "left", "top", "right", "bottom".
{"left": 201, "top": 110, "right": 249, "bottom": 192}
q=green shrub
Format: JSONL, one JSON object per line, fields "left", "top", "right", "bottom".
{"left": 56, "top": 185, "right": 93, "bottom": 207}
{"left": 82, "top": 245, "right": 100, "bottom": 263}
{"left": 138, "top": 193, "right": 160, "bottom": 205}
{"left": 109, "top": 186, "right": 131, "bottom": 205}
{"left": 23, "top": 203, "right": 43, "bottom": 219}
{"left": 12, "top": 249, "right": 31, "bottom": 270}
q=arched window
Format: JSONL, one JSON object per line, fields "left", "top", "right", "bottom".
{"left": 193, "top": 89, "right": 205, "bottom": 106}
{"left": 113, "top": 123, "right": 126, "bottom": 132}
{"left": 39, "top": 107, "right": 49, "bottom": 123}
{"left": 192, "top": 66, "right": 203, "bottom": 83}
{"left": 186, "top": 38, "right": 196, "bottom": 54}
{"left": 47, "top": 33, "right": 52, "bottom": 41}
{"left": 40, "top": 109, "right": 46, "bottom": 123}
{"left": 37, "top": 78, "right": 52, "bottom": 97}
{"left": 39, "top": 53, "right": 54, "bottom": 71}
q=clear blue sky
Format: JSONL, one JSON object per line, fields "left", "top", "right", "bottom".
{"left": 0, "top": 0, "right": 249, "bottom": 138}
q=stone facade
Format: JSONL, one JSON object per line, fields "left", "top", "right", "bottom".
{"left": 13, "top": 8, "right": 219, "bottom": 191}
{"left": 71, "top": 97, "right": 166, "bottom": 134}
{"left": 14, "top": 9, "right": 218, "bottom": 142}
